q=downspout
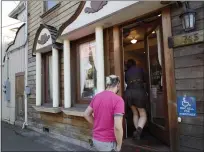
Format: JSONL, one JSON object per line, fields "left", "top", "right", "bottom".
{"left": 22, "top": 1, "right": 28, "bottom": 129}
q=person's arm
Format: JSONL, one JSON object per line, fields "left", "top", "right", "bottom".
{"left": 114, "top": 99, "right": 125, "bottom": 151}
{"left": 114, "top": 115, "right": 123, "bottom": 151}
{"left": 84, "top": 106, "right": 94, "bottom": 125}
{"left": 84, "top": 97, "right": 95, "bottom": 124}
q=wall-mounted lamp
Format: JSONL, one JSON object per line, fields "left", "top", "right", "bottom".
{"left": 179, "top": 2, "right": 196, "bottom": 32}
{"left": 131, "top": 39, "right": 137, "bottom": 44}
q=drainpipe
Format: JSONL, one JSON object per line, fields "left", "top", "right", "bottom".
{"left": 22, "top": 1, "right": 28, "bottom": 129}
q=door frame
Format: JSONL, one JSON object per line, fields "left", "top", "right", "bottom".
{"left": 113, "top": 6, "right": 178, "bottom": 151}
{"left": 161, "top": 7, "right": 178, "bottom": 151}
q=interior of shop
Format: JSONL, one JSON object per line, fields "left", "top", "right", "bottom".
{"left": 122, "top": 13, "right": 170, "bottom": 150}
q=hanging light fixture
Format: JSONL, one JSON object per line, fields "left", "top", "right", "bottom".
{"left": 131, "top": 39, "right": 137, "bottom": 44}
{"left": 179, "top": 2, "right": 196, "bottom": 32}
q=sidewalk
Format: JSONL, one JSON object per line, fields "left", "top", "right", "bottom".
{"left": 2, "top": 121, "right": 161, "bottom": 152}
{"left": 2, "top": 121, "right": 90, "bottom": 151}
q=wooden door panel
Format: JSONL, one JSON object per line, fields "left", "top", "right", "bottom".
{"left": 16, "top": 75, "right": 24, "bottom": 95}
{"left": 15, "top": 74, "right": 24, "bottom": 121}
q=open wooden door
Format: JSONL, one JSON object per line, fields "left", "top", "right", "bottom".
{"left": 145, "top": 20, "right": 170, "bottom": 145}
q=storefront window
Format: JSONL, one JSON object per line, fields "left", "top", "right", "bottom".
{"left": 43, "top": 53, "right": 53, "bottom": 104}
{"left": 48, "top": 55, "right": 53, "bottom": 102}
{"left": 79, "top": 40, "right": 97, "bottom": 100}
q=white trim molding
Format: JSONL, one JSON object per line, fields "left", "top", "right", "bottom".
{"left": 36, "top": 52, "right": 42, "bottom": 106}
{"left": 52, "top": 47, "right": 60, "bottom": 108}
{"left": 63, "top": 40, "right": 71, "bottom": 108}
{"left": 95, "top": 26, "right": 105, "bottom": 93}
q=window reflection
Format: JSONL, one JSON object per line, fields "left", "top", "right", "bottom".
{"left": 148, "top": 26, "right": 165, "bottom": 127}
{"left": 79, "top": 41, "right": 97, "bottom": 99}
{"left": 48, "top": 55, "right": 53, "bottom": 102}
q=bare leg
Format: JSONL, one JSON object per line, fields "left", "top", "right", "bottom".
{"left": 130, "top": 106, "right": 139, "bottom": 129}
{"left": 137, "top": 108, "right": 147, "bottom": 129}
{"left": 132, "top": 108, "right": 147, "bottom": 140}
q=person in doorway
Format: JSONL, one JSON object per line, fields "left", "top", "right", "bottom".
{"left": 124, "top": 59, "right": 147, "bottom": 140}
{"left": 84, "top": 75, "right": 125, "bottom": 152}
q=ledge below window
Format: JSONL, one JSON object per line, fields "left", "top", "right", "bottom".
{"left": 62, "top": 107, "right": 86, "bottom": 117}
{"left": 32, "top": 105, "right": 62, "bottom": 113}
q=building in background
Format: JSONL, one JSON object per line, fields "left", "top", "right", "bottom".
{"left": 1, "top": 1, "right": 27, "bottom": 125}
{"left": 1, "top": 1, "right": 21, "bottom": 61}
{"left": 15, "top": 1, "right": 204, "bottom": 151}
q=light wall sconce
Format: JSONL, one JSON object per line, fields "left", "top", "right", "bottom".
{"left": 180, "top": 2, "right": 196, "bottom": 32}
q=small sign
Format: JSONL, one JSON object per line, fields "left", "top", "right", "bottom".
{"left": 177, "top": 95, "right": 197, "bottom": 117}
{"left": 168, "top": 30, "right": 204, "bottom": 48}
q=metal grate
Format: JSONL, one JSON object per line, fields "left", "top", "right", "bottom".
{"left": 43, "top": 127, "right": 49, "bottom": 133}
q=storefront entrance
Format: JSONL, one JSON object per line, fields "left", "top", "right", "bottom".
{"left": 121, "top": 12, "right": 170, "bottom": 151}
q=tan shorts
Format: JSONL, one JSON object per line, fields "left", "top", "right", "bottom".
{"left": 93, "top": 138, "right": 117, "bottom": 151}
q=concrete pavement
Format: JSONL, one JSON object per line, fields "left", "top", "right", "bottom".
{"left": 1, "top": 121, "right": 90, "bottom": 151}
{"left": 2, "top": 121, "right": 166, "bottom": 152}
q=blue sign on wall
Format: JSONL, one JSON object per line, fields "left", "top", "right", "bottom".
{"left": 177, "top": 95, "right": 197, "bottom": 117}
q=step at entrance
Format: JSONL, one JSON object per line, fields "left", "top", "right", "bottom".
{"left": 122, "top": 131, "right": 170, "bottom": 152}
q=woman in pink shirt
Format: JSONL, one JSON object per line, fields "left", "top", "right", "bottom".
{"left": 84, "top": 75, "right": 124, "bottom": 152}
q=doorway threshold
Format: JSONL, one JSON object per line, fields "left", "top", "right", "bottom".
{"left": 121, "top": 133, "right": 170, "bottom": 152}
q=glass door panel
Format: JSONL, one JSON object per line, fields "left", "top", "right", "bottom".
{"left": 147, "top": 26, "right": 166, "bottom": 128}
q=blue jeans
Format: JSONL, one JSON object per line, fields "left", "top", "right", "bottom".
{"left": 93, "top": 138, "right": 117, "bottom": 151}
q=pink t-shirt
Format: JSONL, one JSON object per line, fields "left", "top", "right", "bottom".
{"left": 89, "top": 90, "right": 125, "bottom": 142}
